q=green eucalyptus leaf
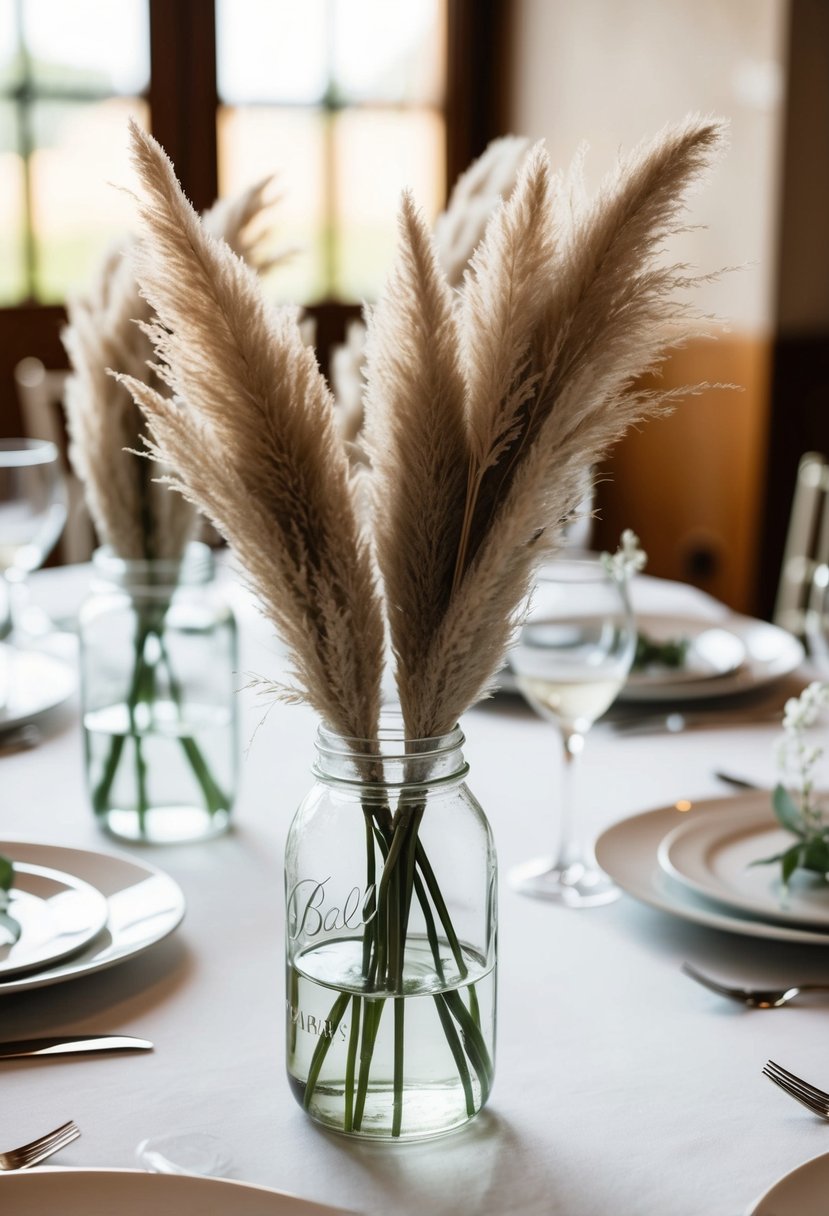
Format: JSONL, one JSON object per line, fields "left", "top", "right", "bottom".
{"left": 0, "top": 907, "right": 21, "bottom": 944}
{"left": 802, "top": 837, "right": 829, "bottom": 876}
{"left": 0, "top": 854, "right": 13, "bottom": 893}
{"left": 749, "top": 851, "right": 787, "bottom": 868}
{"left": 781, "top": 843, "right": 805, "bottom": 888}
{"left": 772, "top": 785, "right": 804, "bottom": 836}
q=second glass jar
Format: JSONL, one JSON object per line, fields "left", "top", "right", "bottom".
{"left": 79, "top": 543, "right": 238, "bottom": 844}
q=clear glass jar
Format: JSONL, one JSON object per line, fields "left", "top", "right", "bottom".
{"left": 79, "top": 542, "right": 238, "bottom": 844}
{"left": 285, "top": 720, "right": 497, "bottom": 1140}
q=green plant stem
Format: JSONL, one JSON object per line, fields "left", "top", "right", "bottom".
{"left": 297, "top": 802, "right": 491, "bottom": 1137}
{"left": 302, "top": 990, "right": 350, "bottom": 1111}
{"left": 343, "top": 995, "right": 362, "bottom": 1133}
{"left": 156, "top": 633, "right": 229, "bottom": 813}
{"left": 91, "top": 607, "right": 230, "bottom": 829}
{"left": 433, "top": 994, "right": 475, "bottom": 1117}
{"left": 353, "top": 997, "right": 385, "bottom": 1131}
{"left": 392, "top": 997, "right": 405, "bottom": 1137}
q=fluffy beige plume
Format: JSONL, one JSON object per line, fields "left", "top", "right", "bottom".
{"left": 330, "top": 136, "right": 533, "bottom": 458}
{"left": 62, "top": 173, "right": 282, "bottom": 560}
{"left": 120, "top": 119, "right": 385, "bottom": 740}
{"left": 365, "top": 115, "right": 726, "bottom": 737}
{"left": 363, "top": 194, "right": 469, "bottom": 731}
{"left": 433, "top": 134, "right": 533, "bottom": 288}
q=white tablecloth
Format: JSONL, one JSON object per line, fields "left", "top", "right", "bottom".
{"left": 1, "top": 566, "right": 825, "bottom": 1216}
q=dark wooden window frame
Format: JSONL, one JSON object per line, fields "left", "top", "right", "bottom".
{"left": 0, "top": 0, "right": 508, "bottom": 437}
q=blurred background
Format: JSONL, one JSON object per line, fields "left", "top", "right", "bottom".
{"left": 0, "top": 0, "right": 824, "bottom": 622}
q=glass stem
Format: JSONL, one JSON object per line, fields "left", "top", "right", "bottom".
{"left": 552, "top": 726, "right": 585, "bottom": 874}
{"left": 0, "top": 575, "right": 11, "bottom": 641}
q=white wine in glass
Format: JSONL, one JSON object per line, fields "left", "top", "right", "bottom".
{"left": 509, "top": 558, "right": 636, "bottom": 906}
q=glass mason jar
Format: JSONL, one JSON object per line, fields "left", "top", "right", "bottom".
{"left": 79, "top": 542, "right": 238, "bottom": 844}
{"left": 285, "top": 721, "right": 497, "bottom": 1141}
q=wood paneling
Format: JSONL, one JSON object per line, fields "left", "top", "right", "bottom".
{"left": 593, "top": 335, "right": 772, "bottom": 614}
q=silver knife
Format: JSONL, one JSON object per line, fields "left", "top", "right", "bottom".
{"left": 0, "top": 1035, "right": 153, "bottom": 1059}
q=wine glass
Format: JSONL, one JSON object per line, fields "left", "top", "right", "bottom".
{"left": 0, "top": 440, "right": 67, "bottom": 643}
{"left": 509, "top": 557, "right": 636, "bottom": 906}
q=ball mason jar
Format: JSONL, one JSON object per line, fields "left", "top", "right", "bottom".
{"left": 285, "top": 720, "right": 497, "bottom": 1140}
{"left": 79, "top": 542, "right": 238, "bottom": 843}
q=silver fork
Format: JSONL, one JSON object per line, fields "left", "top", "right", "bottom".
{"left": 0, "top": 1119, "right": 81, "bottom": 1171}
{"left": 681, "top": 962, "right": 829, "bottom": 1008}
{"left": 763, "top": 1060, "right": 829, "bottom": 1118}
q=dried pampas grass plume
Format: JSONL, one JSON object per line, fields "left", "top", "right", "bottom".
{"left": 62, "top": 168, "right": 283, "bottom": 560}
{"left": 120, "top": 118, "right": 385, "bottom": 740}
{"left": 364, "top": 115, "right": 727, "bottom": 737}
{"left": 330, "top": 136, "right": 533, "bottom": 460}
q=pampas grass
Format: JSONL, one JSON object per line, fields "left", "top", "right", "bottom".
{"left": 118, "top": 114, "right": 725, "bottom": 1137}
{"left": 365, "top": 115, "right": 725, "bottom": 737}
{"left": 62, "top": 174, "right": 282, "bottom": 560}
{"left": 330, "top": 136, "right": 532, "bottom": 459}
{"left": 120, "top": 115, "right": 723, "bottom": 744}
{"left": 119, "top": 119, "right": 385, "bottom": 742}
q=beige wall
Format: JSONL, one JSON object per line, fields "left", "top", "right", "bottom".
{"left": 508, "top": 0, "right": 788, "bottom": 332}
{"left": 507, "top": 0, "right": 789, "bottom": 611}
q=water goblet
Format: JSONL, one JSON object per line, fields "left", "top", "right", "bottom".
{"left": 0, "top": 439, "right": 67, "bottom": 642}
{"left": 509, "top": 557, "right": 636, "bottom": 906}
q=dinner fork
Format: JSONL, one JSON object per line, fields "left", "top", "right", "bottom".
{"left": 0, "top": 1119, "right": 80, "bottom": 1171}
{"left": 681, "top": 962, "right": 829, "bottom": 1008}
{"left": 762, "top": 1060, "right": 829, "bottom": 1118}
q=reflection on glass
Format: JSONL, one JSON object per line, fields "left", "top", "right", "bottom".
{"left": 23, "top": 0, "right": 149, "bottom": 94}
{"left": 217, "top": 105, "right": 326, "bottom": 303}
{"left": 216, "top": 0, "right": 326, "bottom": 104}
{"left": 30, "top": 97, "right": 148, "bottom": 301}
{"left": 509, "top": 559, "right": 636, "bottom": 907}
{"left": 331, "top": 0, "right": 444, "bottom": 104}
{"left": 334, "top": 108, "right": 444, "bottom": 298}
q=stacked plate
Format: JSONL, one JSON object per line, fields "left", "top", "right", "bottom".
{"left": 595, "top": 790, "right": 829, "bottom": 944}
{"left": 618, "top": 612, "right": 804, "bottom": 703}
{"left": 0, "top": 839, "right": 185, "bottom": 994}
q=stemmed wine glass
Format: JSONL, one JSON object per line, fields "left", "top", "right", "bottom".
{"left": 509, "top": 557, "right": 636, "bottom": 907}
{"left": 0, "top": 440, "right": 67, "bottom": 643}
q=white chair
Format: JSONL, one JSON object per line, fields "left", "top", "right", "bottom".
{"left": 13, "top": 357, "right": 95, "bottom": 564}
{"left": 773, "top": 451, "right": 829, "bottom": 636}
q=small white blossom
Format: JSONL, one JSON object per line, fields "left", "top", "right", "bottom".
{"left": 601, "top": 529, "right": 647, "bottom": 582}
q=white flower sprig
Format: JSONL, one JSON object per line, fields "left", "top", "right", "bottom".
{"left": 756, "top": 681, "right": 829, "bottom": 889}
{"left": 601, "top": 529, "right": 648, "bottom": 582}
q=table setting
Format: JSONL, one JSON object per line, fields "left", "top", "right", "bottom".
{"left": 3, "top": 112, "right": 829, "bottom": 1216}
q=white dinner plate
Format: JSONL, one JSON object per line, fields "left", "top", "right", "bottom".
{"left": 0, "top": 863, "right": 109, "bottom": 978}
{"left": 626, "top": 614, "right": 746, "bottom": 688}
{"left": 595, "top": 792, "right": 829, "bottom": 945}
{"left": 0, "top": 841, "right": 185, "bottom": 994}
{"left": 0, "top": 645, "right": 76, "bottom": 731}
{"left": 658, "top": 802, "right": 829, "bottom": 928}
{"left": 0, "top": 1169, "right": 355, "bottom": 1215}
{"left": 747, "top": 1150, "right": 829, "bottom": 1215}
{"left": 617, "top": 613, "right": 803, "bottom": 703}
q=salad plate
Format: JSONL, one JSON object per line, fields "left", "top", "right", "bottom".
{"left": 0, "top": 863, "right": 109, "bottom": 978}
{"left": 657, "top": 802, "right": 829, "bottom": 928}
{"left": 595, "top": 793, "right": 829, "bottom": 945}
{"left": 617, "top": 613, "right": 803, "bottom": 703}
{"left": 0, "top": 841, "right": 185, "bottom": 994}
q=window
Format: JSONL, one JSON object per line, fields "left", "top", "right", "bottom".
{"left": 0, "top": 0, "right": 502, "bottom": 437}
{"left": 215, "top": 0, "right": 446, "bottom": 304}
{"left": 0, "top": 0, "right": 149, "bottom": 304}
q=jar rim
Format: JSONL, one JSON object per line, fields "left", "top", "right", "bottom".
{"left": 92, "top": 541, "right": 213, "bottom": 590}
{"left": 316, "top": 715, "right": 463, "bottom": 762}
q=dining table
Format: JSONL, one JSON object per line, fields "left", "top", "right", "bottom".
{"left": 1, "top": 558, "right": 827, "bottom": 1216}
